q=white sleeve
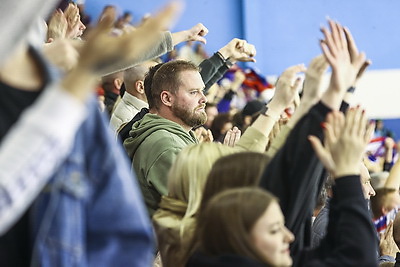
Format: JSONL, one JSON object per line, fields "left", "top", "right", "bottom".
{"left": 0, "top": 85, "right": 87, "bottom": 235}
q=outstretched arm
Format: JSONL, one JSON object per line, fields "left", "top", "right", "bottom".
{"left": 200, "top": 38, "right": 256, "bottom": 92}
{"left": 320, "top": 20, "right": 366, "bottom": 111}
{"left": 0, "top": 1, "right": 182, "bottom": 234}
{"left": 307, "top": 107, "right": 377, "bottom": 266}
{"left": 171, "top": 23, "right": 208, "bottom": 45}
{"left": 259, "top": 20, "right": 369, "bottom": 262}
{"left": 384, "top": 140, "right": 400, "bottom": 190}
{"left": 235, "top": 64, "right": 305, "bottom": 153}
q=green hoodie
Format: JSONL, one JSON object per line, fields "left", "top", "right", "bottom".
{"left": 124, "top": 113, "right": 198, "bottom": 217}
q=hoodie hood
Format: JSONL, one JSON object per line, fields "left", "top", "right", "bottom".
{"left": 124, "top": 113, "right": 198, "bottom": 158}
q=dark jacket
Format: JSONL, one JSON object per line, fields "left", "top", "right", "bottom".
{"left": 187, "top": 252, "right": 266, "bottom": 267}
{"left": 298, "top": 176, "right": 378, "bottom": 266}
{"left": 259, "top": 101, "right": 329, "bottom": 261}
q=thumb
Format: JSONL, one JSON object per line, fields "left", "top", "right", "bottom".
{"left": 237, "top": 57, "right": 256, "bottom": 63}
{"left": 194, "top": 36, "right": 207, "bottom": 44}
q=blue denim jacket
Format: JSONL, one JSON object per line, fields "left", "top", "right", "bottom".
{"left": 30, "top": 98, "right": 154, "bottom": 267}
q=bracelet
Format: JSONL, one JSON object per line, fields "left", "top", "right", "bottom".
{"left": 216, "top": 51, "right": 234, "bottom": 68}
{"left": 225, "top": 58, "right": 234, "bottom": 68}
{"left": 216, "top": 51, "right": 226, "bottom": 62}
{"left": 347, "top": 86, "right": 356, "bottom": 93}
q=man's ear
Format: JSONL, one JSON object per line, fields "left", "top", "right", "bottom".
{"left": 160, "top": 91, "right": 173, "bottom": 107}
{"left": 135, "top": 80, "right": 145, "bottom": 94}
{"left": 114, "top": 78, "right": 123, "bottom": 90}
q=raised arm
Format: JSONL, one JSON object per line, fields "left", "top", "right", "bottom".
{"left": 235, "top": 64, "right": 305, "bottom": 152}
{"left": 258, "top": 20, "right": 369, "bottom": 262}
{"left": 0, "top": 1, "right": 182, "bottom": 235}
{"left": 200, "top": 38, "right": 256, "bottom": 92}
{"left": 307, "top": 107, "right": 377, "bottom": 266}
{"left": 384, "top": 141, "right": 400, "bottom": 190}
{"left": 171, "top": 23, "right": 208, "bottom": 46}
{"left": 319, "top": 20, "right": 366, "bottom": 110}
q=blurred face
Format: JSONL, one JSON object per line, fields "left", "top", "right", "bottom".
{"left": 171, "top": 70, "right": 207, "bottom": 128}
{"left": 205, "top": 106, "right": 218, "bottom": 128}
{"left": 384, "top": 191, "right": 400, "bottom": 213}
{"left": 70, "top": 19, "right": 86, "bottom": 39}
{"left": 360, "top": 164, "right": 375, "bottom": 200}
{"left": 250, "top": 201, "right": 294, "bottom": 266}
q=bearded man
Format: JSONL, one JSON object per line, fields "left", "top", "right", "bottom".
{"left": 124, "top": 60, "right": 207, "bottom": 216}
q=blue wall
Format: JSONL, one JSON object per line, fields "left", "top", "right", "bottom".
{"left": 85, "top": 0, "right": 400, "bottom": 75}
{"left": 84, "top": 0, "right": 400, "bottom": 136}
{"left": 242, "top": 0, "right": 400, "bottom": 75}
{"left": 85, "top": 0, "right": 244, "bottom": 56}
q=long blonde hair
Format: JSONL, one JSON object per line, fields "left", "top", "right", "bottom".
{"left": 167, "top": 142, "right": 235, "bottom": 237}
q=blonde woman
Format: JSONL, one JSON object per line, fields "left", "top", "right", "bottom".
{"left": 152, "top": 142, "right": 235, "bottom": 267}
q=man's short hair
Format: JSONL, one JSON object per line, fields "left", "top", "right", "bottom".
{"left": 371, "top": 188, "right": 397, "bottom": 218}
{"left": 150, "top": 60, "right": 199, "bottom": 109}
{"left": 144, "top": 63, "right": 164, "bottom": 109}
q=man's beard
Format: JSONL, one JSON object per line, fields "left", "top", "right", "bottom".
{"left": 172, "top": 103, "right": 207, "bottom": 128}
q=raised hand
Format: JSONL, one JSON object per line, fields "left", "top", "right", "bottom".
{"left": 194, "top": 127, "right": 214, "bottom": 143}
{"left": 61, "top": 1, "right": 183, "bottom": 101}
{"left": 43, "top": 39, "right": 81, "bottom": 72}
{"left": 171, "top": 23, "right": 209, "bottom": 46}
{"left": 302, "top": 55, "right": 329, "bottom": 105}
{"left": 320, "top": 20, "right": 366, "bottom": 95}
{"left": 379, "top": 221, "right": 399, "bottom": 257}
{"left": 64, "top": 3, "right": 82, "bottom": 39}
{"left": 78, "top": 1, "right": 182, "bottom": 74}
{"left": 186, "top": 23, "right": 208, "bottom": 43}
{"left": 218, "top": 38, "right": 256, "bottom": 63}
{"left": 47, "top": 9, "right": 68, "bottom": 42}
{"left": 309, "top": 107, "right": 375, "bottom": 178}
{"left": 267, "top": 64, "right": 306, "bottom": 119}
{"left": 223, "top": 126, "right": 241, "bottom": 147}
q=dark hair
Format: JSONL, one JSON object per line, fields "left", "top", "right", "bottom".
{"left": 143, "top": 63, "right": 164, "bottom": 109}
{"left": 195, "top": 187, "right": 276, "bottom": 264}
{"left": 200, "top": 152, "right": 270, "bottom": 213}
{"left": 210, "top": 113, "right": 233, "bottom": 142}
{"left": 184, "top": 152, "right": 271, "bottom": 265}
{"left": 371, "top": 188, "right": 397, "bottom": 218}
{"left": 151, "top": 60, "right": 199, "bottom": 109}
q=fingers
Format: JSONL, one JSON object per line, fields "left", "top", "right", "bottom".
{"left": 308, "top": 135, "right": 334, "bottom": 172}
{"left": 354, "top": 51, "right": 367, "bottom": 71}
{"left": 319, "top": 40, "right": 335, "bottom": 66}
{"left": 357, "top": 108, "right": 368, "bottom": 138}
{"left": 292, "top": 77, "right": 303, "bottom": 92}
{"left": 233, "top": 127, "right": 241, "bottom": 145}
{"left": 308, "top": 55, "right": 329, "bottom": 75}
{"left": 223, "top": 127, "right": 240, "bottom": 147}
{"left": 322, "top": 119, "right": 336, "bottom": 150}
{"left": 343, "top": 26, "right": 359, "bottom": 61}
{"left": 356, "top": 59, "right": 371, "bottom": 80}
{"left": 325, "top": 111, "right": 343, "bottom": 141}
{"left": 65, "top": 3, "right": 80, "bottom": 27}
{"left": 244, "top": 44, "right": 256, "bottom": 57}
{"left": 365, "top": 120, "right": 375, "bottom": 144}
{"left": 190, "top": 23, "right": 208, "bottom": 44}
{"left": 320, "top": 25, "right": 337, "bottom": 58}
{"left": 279, "top": 64, "right": 307, "bottom": 81}
{"left": 223, "top": 130, "right": 232, "bottom": 146}
{"left": 206, "top": 129, "right": 214, "bottom": 142}
{"left": 344, "top": 108, "right": 356, "bottom": 135}
{"left": 329, "top": 19, "right": 342, "bottom": 51}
